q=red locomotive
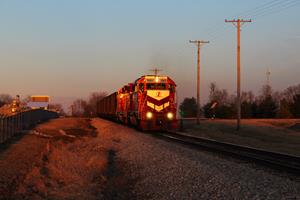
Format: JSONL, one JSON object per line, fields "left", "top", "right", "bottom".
{"left": 97, "top": 74, "right": 177, "bottom": 130}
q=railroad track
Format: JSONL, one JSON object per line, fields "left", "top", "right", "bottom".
{"left": 159, "top": 131, "right": 300, "bottom": 173}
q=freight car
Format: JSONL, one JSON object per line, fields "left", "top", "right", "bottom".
{"left": 97, "top": 74, "right": 177, "bottom": 130}
{"left": 97, "top": 92, "right": 117, "bottom": 119}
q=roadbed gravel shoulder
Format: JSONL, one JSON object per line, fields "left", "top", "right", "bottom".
{"left": 92, "top": 118, "right": 300, "bottom": 200}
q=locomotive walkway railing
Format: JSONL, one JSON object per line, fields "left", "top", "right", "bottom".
{"left": 0, "top": 109, "right": 58, "bottom": 144}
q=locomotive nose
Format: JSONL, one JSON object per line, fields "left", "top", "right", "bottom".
{"left": 156, "top": 119, "right": 163, "bottom": 126}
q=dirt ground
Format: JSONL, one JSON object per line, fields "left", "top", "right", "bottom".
{"left": 0, "top": 118, "right": 111, "bottom": 200}
{"left": 183, "top": 119, "right": 300, "bottom": 156}
{"left": 0, "top": 105, "right": 12, "bottom": 115}
{"left": 2, "top": 117, "right": 300, "bottom": 199}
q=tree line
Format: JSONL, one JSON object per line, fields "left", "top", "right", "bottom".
{"left": 180, "top": 82, "right": 300, "bottom": 119}
{"left": 0, "top": 94, "right": 14, "bottom": 108}
{"left": 70, "top": 92, "right": 107, "bottom": 117}
{"left": 0, "top": 92, "right": 107, "bottom": 117}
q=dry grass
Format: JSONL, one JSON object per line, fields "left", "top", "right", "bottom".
{"left": 34, "top": 117, "right": 97, "bottom": 139}
{"left": 17, "top": 139, "right": 108, "bottom": 199}
{"left": 1, "top": 118, "right": 108, "bottom": 199}
{"left": 186, "top": 119, "right": 300, "bottom": 156}
{"left": 15, "top": 118, "right": 108, "bottom": 199}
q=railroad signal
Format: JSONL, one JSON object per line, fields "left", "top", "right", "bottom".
{"left": 189, "top": 40, "right": 209, "bottom": 125}
{"left": 225, "top": 18, "right": 252, "bottom": 131}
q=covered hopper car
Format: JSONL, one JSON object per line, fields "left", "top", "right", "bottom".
{"left": 97, "top": 74, "right": 177, "bottom": 130}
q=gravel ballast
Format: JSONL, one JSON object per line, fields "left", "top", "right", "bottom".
{"left": 92, "top": 118, "right": 300, "bottom": 200}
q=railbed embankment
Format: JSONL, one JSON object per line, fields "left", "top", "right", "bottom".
{"left": 179, "top": 118, "right": 300, "bottom": 156}
{"left": 0, "top": 117, "right": 109, "bottom": 199}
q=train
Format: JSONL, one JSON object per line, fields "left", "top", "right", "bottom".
{"left": 97, "top": 74, "right": 177, "bottom": 130}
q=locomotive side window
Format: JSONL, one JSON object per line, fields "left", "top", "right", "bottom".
{"left": 169, "top": 84, "right": 175, "bottom": 93}
{"left": 139, "top": 83, "right": 144, "bottom": 92}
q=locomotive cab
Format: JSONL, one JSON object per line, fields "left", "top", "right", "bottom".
{"left": 101, "top": 74, "right": 177, "bottom": 131}
{"left": 136, "top": 75, "right": 177, "bottom": 130}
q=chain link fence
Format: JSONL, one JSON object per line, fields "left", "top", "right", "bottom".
{"left": 0, "top": 109, "right": 58, "bottom": 144}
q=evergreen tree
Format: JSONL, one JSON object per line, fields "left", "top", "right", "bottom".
{"left": 258, "top": 95, "right": 277, "bottom": 118}
{"left": 241, "top": 91, "right": 255, "bottom": 118}
{"left": 276, "top": 98, "right": 293, "bottom": 118}
{"left": 179, "top": 97, "right": 197, "bottom": 118}
{"left": 291, "top": 94, "right": 300, "bottom": 118}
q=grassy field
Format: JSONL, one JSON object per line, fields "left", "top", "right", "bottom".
{"left": 184, "top": 119, "right": 300, "bottom": 156}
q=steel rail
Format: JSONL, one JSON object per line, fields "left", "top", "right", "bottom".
{"left": 161, "top": 131, "right": 300, "bottom": 173}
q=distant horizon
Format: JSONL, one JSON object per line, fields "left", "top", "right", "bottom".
{"left": 1, "top": 0, "right": 300, "bottom": 111}
{"left": 2, "top": 79, "right": 299, "bottom": 114}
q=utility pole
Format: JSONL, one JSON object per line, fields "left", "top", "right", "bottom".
{"left": 225, "top": 18, "right": 251, "bottom": 131}
{"left": 189, "top": 40, "right": 209, "bottom": 125}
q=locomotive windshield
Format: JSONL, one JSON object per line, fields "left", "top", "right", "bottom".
{"left": 146, "top": 83, "right": 166, "bottom": 90}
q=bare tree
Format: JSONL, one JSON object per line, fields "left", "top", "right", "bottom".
{"left": 282, "top": 83, "right": 300, "bottom": 103}
{"left": 208, "top": 83, "right": 229, "bottom": 105}
{"left": 49, "top": 103, "right": 65, "bottom": 115}
{"left": 22, "top": 95, "right": 31, "bottom": 103}
{"left": 0, "top": 94, "right": 13, "bottom": 107}
{"left": 241, "top": 91, "right": 255, "bottom": 103}
{"left": 87, "top": 92, "right": 107, "bottom": 117}
{"left": 70, "top": 99, "right": 87, "bottom": 117}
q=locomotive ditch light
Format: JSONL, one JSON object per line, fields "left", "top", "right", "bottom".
{"left": 146, "top": 111, "right": 153, "bottom": 119}
{"left": 167, "top": 112, "right": 174, "bottom": 120}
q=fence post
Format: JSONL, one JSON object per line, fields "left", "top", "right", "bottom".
{"left": 0, "top": 116, "right": 3, "bottom": 143}
{"left": 4, "top": 117, "right": 8, "bottom": 143}
{"left": 19, "top": 112, "right": 22, "bottom": 130}
{"left": 6, "top": 117, "right": 9, "bottom": 141}
{"left": 16, "top": 114, "right": 19, "bottom": 133}
{"left": 12, "top": 115, "right": 15, "bottom": 137}
{"left": 10, "top": 117, "right": 13, "bottom": 138}
{"left": 13, "top": 116, "right": 16, "bottom": 137}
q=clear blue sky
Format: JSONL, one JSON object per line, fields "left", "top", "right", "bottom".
{"left": 0, "top": 0, "right": 299, "bottom": 108}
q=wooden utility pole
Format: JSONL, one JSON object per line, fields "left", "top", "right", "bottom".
{"left": 189, "top": 40, "right": 209, "bottom": 125}
{"left": 225, "top": 18, "right": 251, "bottom": 130}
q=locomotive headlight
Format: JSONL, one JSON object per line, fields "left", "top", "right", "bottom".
{"left": 146, "top": 111, "right": 153, "bottom": 119}
{"left": 167, "top": 112, "right": 174, "bottom": 120}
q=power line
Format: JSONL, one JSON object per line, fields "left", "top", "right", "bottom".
{"left": 203, "top": 0, "right": 284, "bottom": 37}
{"left": 249, "top": 0, "right": 300, "bottom": 19}
{"left": 201, "top": 0, "right": 281, "bottom": 38}
{"left": 201, "top": 0, "right": 300, "bottom": 42}
{"left": 239, "top": 0, "right": 290, "bottom": 18}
